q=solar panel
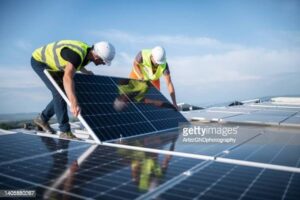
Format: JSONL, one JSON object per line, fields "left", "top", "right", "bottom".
{"left": 119, "top": 124, "right": 262, "bottom": 156}
{"left": 45, "top": 71, "right": 187, "bottom": 142}
{"left": 222, "top": 128, "right": 300, "bottom": 167}
{"left": 1, "top": 130, "right": 299, "bottom": 199}
{"left": 2, "top": 72, "right": 299, "bottom": 199}
{"left": 155, "top": 162, "right": 300, "bottom": 200}
{"left": 0, "top": 133, "right": 203, "bottom": 199}
{"left": 111, "top": 77, "right": 185, "bottom": 130}
{"left": 0, "top": 133, "right": 88, "bottom": 165}
{"left": 281, "top": 114, "right": 300, "bottom": 127}
{"left": 184, "top": 104, "right": 300, "bottom": 127}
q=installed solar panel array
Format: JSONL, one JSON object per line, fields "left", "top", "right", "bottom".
{"left": 0, "top": 72, "right": 298, "bottom": 199}
{"left": 45, "top": 71, "right": 187, "bottom": 142}
{"left": 183, "top": 103, "right": 300, "bottom": 127}
{"left": 1, "top": 131, "right": 299, "bottom": 199}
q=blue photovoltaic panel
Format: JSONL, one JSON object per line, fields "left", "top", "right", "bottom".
{"left": 0, "top": 134, "right": 203, "bottom": 199}
{"left": 7, "top": 70, "right": 297, "bottom": 200}
{"left": 156, "top": 162, "right": 300, "bottom": 200}
{"left": 222, "top": 129, "right": 300, "bottom": 168}
{"left": 111, "top": 77, "right": 186, "bottom": 130}
{"left": 0, "top": 129, "right": 299, "bottom": 199}
{"left": 46, "top": 71, "right": 187, "bottom": 141}
{"left": 0, "top": 133, "right": 88, "bottom": 164}
{"left": 74, "top": 75, "right": 155, "bottom": 140}
{"left": 119, "top": 123, "right": 262, "bottom": 156}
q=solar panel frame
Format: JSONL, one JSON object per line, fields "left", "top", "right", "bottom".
{"left": 1, "top": 130, "right": 300, "bottom": 199}
{"left": 5, "top": 69, "right": 292, "bottom": 199}
{"left": 110, "top": 77, "right": 186, "bottom": 130}
{"left": 0, "top": 133, "right": 89, "bottom": 166}
{"left": 0, "top": 134, "right": 206, "bottom": 200}
{"left": 44, "top": 70, "right": 188, "bottom": 143}
{"left": 221, "top": 129, "right": 300, "bottom": 168}
{"left": 45, "top": 71, "right": 156, "bottom": 142}
{"left": 154, "top": 162, "right": 300, "bottom": 200}
{"left": 114, "top": 126, "right": 265, "bottom": 161}
{"left": 44, "top": 70, "right": 101, "bottom": 143}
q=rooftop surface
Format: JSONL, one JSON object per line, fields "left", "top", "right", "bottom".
{"left": 183, "top": 97, "right": 300, "bottom": 128}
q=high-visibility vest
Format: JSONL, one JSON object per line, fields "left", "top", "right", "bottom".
{"left": 118, "top": 80, "right": 149, "bottom": 102}
{"left": 32, "top": 40, "right": 90, "bottom": 71}
{"left": 135, "top": 49, "right": 167, "bottom": 81}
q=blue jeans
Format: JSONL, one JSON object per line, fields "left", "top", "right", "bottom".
{"left": 31, "top": 57, "right": 70, "bottom": 132}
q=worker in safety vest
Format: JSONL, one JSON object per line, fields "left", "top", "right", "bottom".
{"left": 31, "top": 40, "right": 115, "bottom": 139}
{"left": 113, "top": 80, "right": 176, "bottom": 112}
{"left": 129, "top": 46, "right": 178, "bottom": 109}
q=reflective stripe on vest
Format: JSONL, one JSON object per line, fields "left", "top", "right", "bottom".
{"left": 32, "top": 40, "right": 89, "bottom": 71}
{"left": 135, "top": 49, "right": 166, "bottom": 81}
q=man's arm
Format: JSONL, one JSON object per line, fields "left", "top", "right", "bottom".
{"left": 63, "top": 62, "right": 80, "bottom": 117}
{"left": 133, "top": 61, "right": 143, "bottom": 80}
{"left": 133, "top": 51, "right": 144, "bottom": 80}
{"left": 164, "top": 73, "right": 178, "bottom": 110}
{"left": 80, "top": 67, "right": 94, "bottom": 75}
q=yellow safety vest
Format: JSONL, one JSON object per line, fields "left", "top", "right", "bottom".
{"left": 135, "top": 49, "right": 167, "bottom": 81}
{"left": 32, "top": 40, "right": 90, "bottom": 71}
{"left": 118, "top": 80, "right": 149, "bottom": 102}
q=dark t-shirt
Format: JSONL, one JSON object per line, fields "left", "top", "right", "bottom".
{"left": 60, "top": 47, "right": 91, "bottom": 69}
{"left": 135, "top": 51, "right": 170, "bottom": 75}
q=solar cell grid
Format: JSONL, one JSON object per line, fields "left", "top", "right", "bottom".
{"left": 0, "top": 134, "right": 204, "bottom": 200}
{"left": 0, "top": 130, "right": 299, "bottom": 199}
{"left": 156, "top": 162, "right": 300, "bottom": 200}
{"left": 223, "top": 129, "right": 300, "bottom": 167}
{"left": 119, "top": 123, "right": 263, "bottom": 158}
{"left": 1, "top": 71, "right": 299, "bottom": 199}
{"left": 46, "top": 71, "right": 187, "bottom": 142}
{"left": 0, "top": 133, "right": 88, "bottom": 165}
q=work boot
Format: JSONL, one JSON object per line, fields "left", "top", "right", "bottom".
{"left": 60, "top": 131, "right": 77, "bottom": 139}
{"left": 33, "top": 115, "right": 56, "bottom": 134}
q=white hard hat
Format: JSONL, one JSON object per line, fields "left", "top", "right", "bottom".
{"left": 113, "top": 98, "right": 127, "bottom": 111}
{"left": 93, "top": 41, "right": 116, "bottom": 66}
{"left": 151, "top": 46, "right": 166, "bottom": 65}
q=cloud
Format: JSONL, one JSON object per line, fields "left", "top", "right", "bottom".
{"left": 169, "top": 48, "right": 300, "bottom": 86}
{"left": 13, "top": 39, "right": 33, "bottom": 52}
{"left": 88, "top": 29, "right": 242, "bottom": 50}
{"left": 82, "top": 44, "right": 300, "bottom": 105}
{"left": 0, "top": 67, "right": 44, "bottom": 89}
{"left": 0, "top": 87, "right": 50, "bottom": 114}
{"left": 257, "top": 30, "right": 300, "bottom": 48}
{"left": 87, "top": 46, "right": 300, "bottom": 86}
{"left": 0, "top": 66, "right": 51, "bottom": 113}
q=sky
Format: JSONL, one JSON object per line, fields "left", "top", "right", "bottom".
{"left": 0, "top": 0, "right": 300, "bottom": 114}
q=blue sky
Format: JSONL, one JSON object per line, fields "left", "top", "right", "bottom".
{"left": 0, "top": 0, "right": 300, "bottom": 113}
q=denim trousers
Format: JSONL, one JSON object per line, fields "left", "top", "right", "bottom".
{"left": 31, "top": 57, "right": 70, "bottom": 132}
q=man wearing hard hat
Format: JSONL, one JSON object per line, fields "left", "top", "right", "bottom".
{"left": 129, "top": 46, "right": 178, "bottom": 109}
{"left": 31, "top": 40, "right": 116, "bottom": 139}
